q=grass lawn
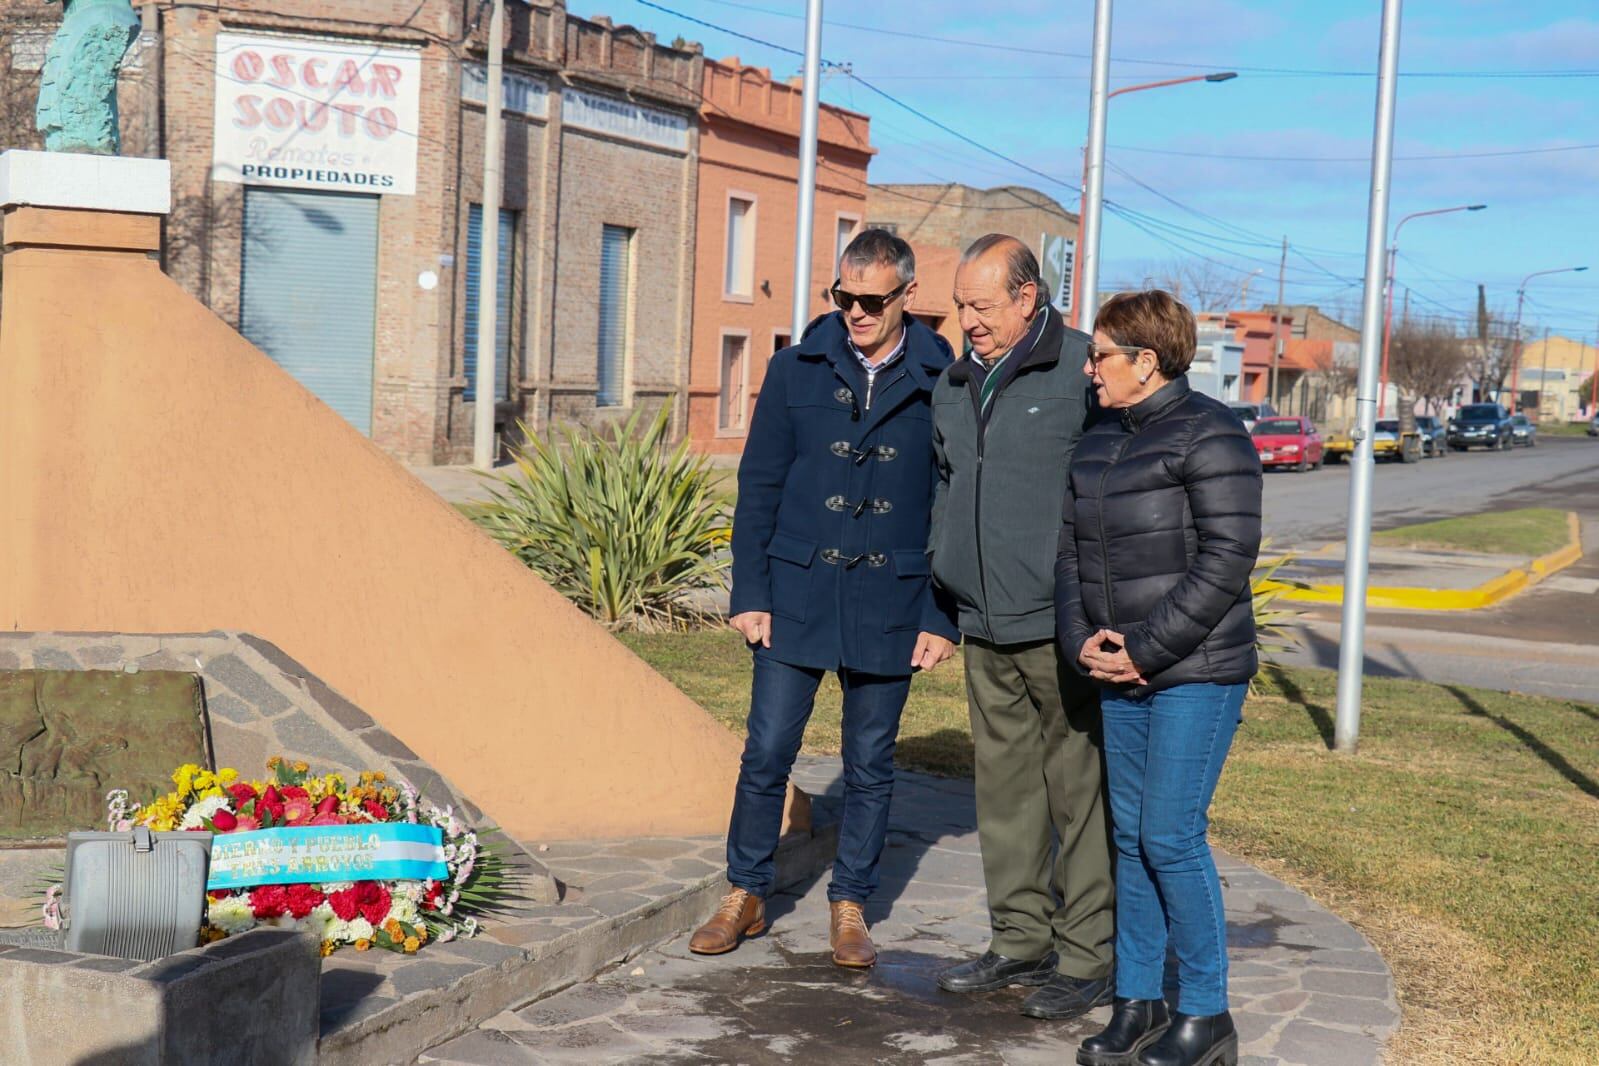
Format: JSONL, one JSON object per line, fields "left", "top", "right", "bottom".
{"left": 622, "top": 629, "right": 1599, "bottom": 1065}
{"left": 1373, "top": 506, "right": 1571, "bottom": 557}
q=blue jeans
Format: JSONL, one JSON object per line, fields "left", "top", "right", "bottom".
{"left": 726, "top": 655, "right": 911, "bottom": 903}
{"left": 1101, "top": 682, "right": 1245, "bottom": 1016}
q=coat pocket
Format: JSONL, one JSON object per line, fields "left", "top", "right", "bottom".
{"left": 886, "top": 549, "right": 931, "bottom": 632}
{"left": 767, "top": 530, "right": 817, "bottom": 623}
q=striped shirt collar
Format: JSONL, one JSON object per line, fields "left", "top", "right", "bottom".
{"left": 848, "top": 328, "right": 907, "bottom": 379}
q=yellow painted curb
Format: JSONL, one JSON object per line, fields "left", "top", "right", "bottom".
{"left": 1271, "top": 511, "right": 1582, "bottom": 611}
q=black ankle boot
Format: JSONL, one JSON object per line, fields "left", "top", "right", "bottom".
{"left": 1076, "top": 998, "right": 1171, "bottom": 1065}
{"left": 1136, "top": 1011, "right": 1237, "bottom": 1066}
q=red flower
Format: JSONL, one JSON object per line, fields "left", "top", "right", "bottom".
{"left": 327, "top": 887, "right": 361, "bottom": 921}
{"left": 227, "top": 783, "right": 258, "bottom": 806}
{"left": 363, "top": 798, "right": 390, "bottom": 822}
{"left": 308, "top": 812, "right": 346, "bottom": 826}
{"left": 249, "top": 884, "right": 289, "bottom": 920}
{"left": 257, "top": 785, "right": 285, "bottom": 824}
{"left": 233, "top": 812, "right": 261, "bottom": 832}
{"left": 315, "top": 795, "right": 340, "bottom": 817}
{"left": 210, "top": 808, "right": 238, "bottom": 832}
{"left": 280, "top": 786, "right": 310, "bottom": 801}
{"left": 355, "top": 881, "right": 392, "bottom": 927}
{"left": 285, "top": 883, "right": 325, "bottom": 919}
{"left": 423, "top": 881, "right": 444, "bottom": 910}
{"left": 283, "top": 797, "right": 314, "bottom": 825}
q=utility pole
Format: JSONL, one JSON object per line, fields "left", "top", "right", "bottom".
{"left": 1269, "top": 236, "right": 1286, "bottom": 410}
{"left": 1536, "top": 327, "right": 1551, "bottom": 421}
{"left": 1477, "top": 284, "right": 1490, "bottom": 403}
{"left": 1334, "top": 0, "right": 1404, "bottom": 755}
{"left": 1075, "top": 0, "right": 1114, "bottom": 332}
{"left": 789, "top": 0, "right": 824, "bottom": 341}
{"left": 473, "top": 0, "right": 505, "bottom": 470}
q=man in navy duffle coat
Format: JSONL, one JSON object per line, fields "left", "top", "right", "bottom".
{"left": 689, "top": 230, "right": 960, "bottom": 969}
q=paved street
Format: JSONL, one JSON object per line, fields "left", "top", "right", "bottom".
{"left": 1260, "top": 436, "right": 1598, "bottom": 544}
{"left": 428, "top": 758, "right": 1398, "bottom": 1066}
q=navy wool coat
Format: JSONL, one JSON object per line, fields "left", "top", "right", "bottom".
{"left": 729, "top": 312, "right": 961, "bottom": 677}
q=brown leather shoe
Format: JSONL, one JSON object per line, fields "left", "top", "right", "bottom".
{"left": 689, "top": 888, "right": 766, "bottom": 955}
{"left": 829, "top": 900, "right": 876, "bottom": 968}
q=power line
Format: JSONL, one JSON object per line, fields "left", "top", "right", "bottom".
{"left": 654, "top": 0, "right": 1599, "bottom": 80}
{"left": 1108, "top": 141, "right": 1599, "bottom": 163}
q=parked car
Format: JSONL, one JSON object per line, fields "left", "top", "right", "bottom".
{"left": 1228, "top": 401, "right": 1279, "bottom": 432}
{"left": 1508, "top": 414, "right": 1538, "bottom": 447}
{"left": 1251, "top": 417, "right": 1324, "bottom": 472}
{"left": 1589, "top": 414, "right": 1599, "bottom": 438}
{"left": 1324, "top": 419, "right": 1421, "bottom": 463}
{"left": 1447, "top": 403, "right": 1513, "bottom": 451}
{"left": 1414, "top": 415, "right": 1448, "bottom": 458}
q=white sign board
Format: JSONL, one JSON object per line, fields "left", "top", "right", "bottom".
{"left": 461, "top": 63, "right": 549, "bottom": 118}
{"left": 562, "top": 88, "right": 689, "bottom": 153}
{"left": 212, "top": 33, "right": 422, "bottom": 195}
{"left": 1039, "top": 232, "right": 1075, "bottom": 315}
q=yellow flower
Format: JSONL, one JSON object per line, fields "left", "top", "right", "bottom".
{"left": 216, "top": 768, "right": 238, "bottom": 785}
{"left": 319, "top": 940, "right": 335, "bottom": 957}
{"left": 380, "top": 788, "right": 398, "bottom": 805}
{"left": 412, "top": 924, "right": 429, "bottom": 944}
{"left": 354, "top": 939, "right": 371, "bottom": 952}
{"left": 292, "top": 760, "right": 309, "bottom": 774}
{"left": 267, "top": 756, "right": 282, "bottom": 771}
{"left": 372, "top": 772, "right": 387, "bottom": 784}
{"left": 201, "top": 787, "right": 225, "bottom": 800}
{"left": 171, "top": 763, "right": 202, "bottom": 797}
{"left": 201, "top": 925, "right": 227, "bottom": 944}
{"left": 402, "top": 936, "right": 420, "bottom": 954}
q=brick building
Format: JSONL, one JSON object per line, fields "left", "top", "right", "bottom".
{"left": 865, "top": 182, "right": 1079, "bottom": 349}
{"left": 2, "top": 0, "right": 703, "bottom": 464}
{"left": 686, "top": 57, "right": 872, "bottom": 453}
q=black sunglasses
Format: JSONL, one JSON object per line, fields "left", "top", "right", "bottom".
{"left": 830, "top": 281, "right": 907, "bottom": 316}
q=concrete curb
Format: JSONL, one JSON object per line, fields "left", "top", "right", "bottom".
{"left": 1272, "top": 510, "right": 1582, "bottom": 610}
{"left": 317, "top": 821, "right": 839, "bottom": 1066}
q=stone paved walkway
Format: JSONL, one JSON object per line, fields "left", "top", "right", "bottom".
{"left": 424, "top": 757, "right": 1398, "bottom": 1065}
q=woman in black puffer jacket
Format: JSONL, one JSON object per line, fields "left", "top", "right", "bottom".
{"left": 1056, "top": 290, "right": 1261, "bottom": 1066}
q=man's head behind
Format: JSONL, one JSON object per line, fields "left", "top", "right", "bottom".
{"left": 953, "top": 234, "right": 1045, "bottom": 359}
{"left": 835, "top": 229, "right": 917, "bottom": 354}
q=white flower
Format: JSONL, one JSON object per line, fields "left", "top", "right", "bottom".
{"left": 389, "top": 896, "right": 419, "bottom": 926}
{"left": 303, "top": 903, "right": 338, "bottom": 941}
{"left": 209, "top": 896, "right": 256, "bottom": 935}
{"left": 180, "top": 795, "right": 231, "bottom": 830}
{"left": 345, "top": 917, "right": 374, "bottom": 942}
{"left": 321, "top": 881, "right": 354, "bottom": 894}
{"left": 461, "top": 917, "right": 479, "bottom": 938}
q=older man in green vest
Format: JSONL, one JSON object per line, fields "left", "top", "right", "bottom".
{"left": 927, "top": 234, "right": 1114, "bottom": 1021}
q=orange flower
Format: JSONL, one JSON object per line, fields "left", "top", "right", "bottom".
{"left": 319, "top": 940, "right": 335, "bottom": 957}
{"left": 412, "top": 924, "right": 429, "bottom": 944}
{"left": 354, "top": 939, "right": 372, "bottom": 952}
{"left": 383, "top": 919, "right": 404, "bottom": 940}
{"left": 403, "top": 936, "right": 420, "bottom": 954}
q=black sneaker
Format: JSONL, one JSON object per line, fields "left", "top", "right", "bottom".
{"left": 1020, "top": 973, "right": 1115, "bottom": 1020}
{"left": 936, "top": 950, "right": 1059, "bottom": 993}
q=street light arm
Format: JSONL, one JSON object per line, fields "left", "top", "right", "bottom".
{"left": 1391, "top": 202, "right": 1486, "bottom": 243}
{"left": 1519, "top": 265, "right": 1589, "bottom": 291}
{"left": 1107, "top": 71, "right": 1237, "bottom": 99}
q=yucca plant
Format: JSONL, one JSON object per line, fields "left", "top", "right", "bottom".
{"left": 473, "top": 408, "right": 731, "bottom": 631}
{"left": 1251, "top": 538, "right": 1309, "bottom": 689}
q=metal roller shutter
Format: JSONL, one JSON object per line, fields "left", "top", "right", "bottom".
{"left": 465, "top": 204, "right": 515, "bottom": 403}
{"left": 240, "top": 189, "right": 379, "bottom": 435}
{"left": 597, "top": 225, "right": 632, "bottom": 407}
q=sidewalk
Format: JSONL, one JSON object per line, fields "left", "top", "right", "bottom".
{"left": 1271, "top": 511, "right": 1582, "bottom": 611}
{"left": 424, "top": 757, "right": 1398, "bottom": 1066}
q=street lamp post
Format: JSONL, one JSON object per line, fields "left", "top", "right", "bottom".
{"left": 1070, "top": 12, "right": 1235, "bottom": 330}
{"left": 1377, "top": 203, "right": 1485, "bottom": 418}
{"left": 1508, "top": 265, "right": 1588, "bottom": 410}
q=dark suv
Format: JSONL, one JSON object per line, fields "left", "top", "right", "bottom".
{"left": 1448, "top": 403, "right": 1513, "bottom": 451}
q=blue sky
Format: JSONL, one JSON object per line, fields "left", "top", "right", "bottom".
{"left": 610, "top": 0, "right": 1599, "bottom": 340}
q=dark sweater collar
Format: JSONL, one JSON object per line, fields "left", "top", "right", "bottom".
{"left": 1119, "top": 375, "right": 1191, "bottom": 431}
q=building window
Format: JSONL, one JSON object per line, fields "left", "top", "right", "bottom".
{"left": 772, "top": 331, "right": 791, "bottom": 357}
{"left": 865, "top": 221, "right": 897, "bottom": 236}
{"left": 719, "top": 333, "right": 749, "bottom": 431}
{"left": 598, "top": 224, "right": 634, "bottom": 408}
{"left": 465, "top": 204, "right": 517, "bottom": 403}
{"left": 724, "top": 195, "right": 755, "bottom": 298}
{"left": 835, "top": 214, "right": 860, "bottom": 272}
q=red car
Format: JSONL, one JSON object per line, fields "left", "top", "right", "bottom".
{"left": 1251, "top": 416, "right": 1324, "bottom": 472}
